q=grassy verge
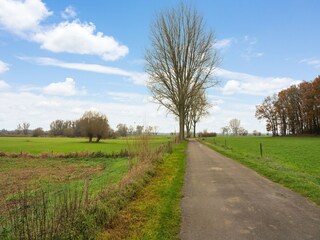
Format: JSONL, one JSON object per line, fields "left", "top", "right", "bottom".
{"left": 98, "top": 141, "right": 187, "bottom": 240}
{"left": 200, "top": 137, "right": 320, "bottom": 205}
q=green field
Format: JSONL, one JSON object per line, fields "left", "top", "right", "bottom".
{"left": 0, "top": 136, "right": 172, "bottom": 154}
{"left": 0, "top": 136, "right": 175, "bottom": 239}
{"left": 201, "top": 136, "right": 320, "bottom": 204}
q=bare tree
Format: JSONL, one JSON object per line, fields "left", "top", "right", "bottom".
{"left": 145, "top": 3, "right": 219, "bottom": 140}
{"left": 79, "top": 111, "right": 110, "bottom": 143}
{"left": 187, "top": 90, "right": 211, "bottom": 138}
{"left": 229, "top": 118, "right": 241, "bottom": 136}
{"left": 22, "top": 122, "right": 30, "bottom": 135}
{"left": 221, "top": 126, "right": 230, "bottom": 135}
{"left": 16, "top": 124, "right": 23, "bottom": 135}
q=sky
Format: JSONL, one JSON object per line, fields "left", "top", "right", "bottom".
{"left": 0, "top": 0, "right": 319, "bottom": 133}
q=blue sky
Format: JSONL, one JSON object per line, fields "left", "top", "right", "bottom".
{"left": 0, "top": 0, "right": 319, "bottom": 133}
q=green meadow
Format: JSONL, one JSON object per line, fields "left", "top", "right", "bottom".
{"left": 0, "top": 136, "right": 172, "bottom": 154}
{"left": 201, "top": 136, "right": 320, "bottom": 204}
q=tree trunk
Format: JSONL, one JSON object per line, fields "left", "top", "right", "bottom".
{"left": 179, "top": 113, "right": 185, "bottom": 141}
{"left": 96, "top": 135, "right": 101, "bottom": 143}
{"left": 193, "top": 121, "right": 196, "bottom": 138}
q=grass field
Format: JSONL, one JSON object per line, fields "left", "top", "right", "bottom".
{"left": 0, "top": 136, "right": 172, "bottom": 154}
{"left": 201, "top": 136, "right": 320, "bottom": 204}
{"left": 0, "top": 156, "right": 129, "bottom": 212}
{"left": 0, "top": 136, "right": 176, "bottom": 239}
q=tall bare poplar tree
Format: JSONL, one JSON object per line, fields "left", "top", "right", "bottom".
{"left": 145, "top": 3, "right": 219, "bottom": 140}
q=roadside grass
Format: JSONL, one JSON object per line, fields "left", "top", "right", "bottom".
{"left": 0, "top": 136, "right": 172, "bottom": 154}
{"left": 201, "top": 136, "right": 320, "bottom": 205}
{"left": 98, "top": 141, "right": 187, "bottom": 240}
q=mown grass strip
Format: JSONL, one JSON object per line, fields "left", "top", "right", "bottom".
{"left": 200, "top": 137, "right": 320, "bottom": 205}
{"left": 98, "top": 141, "right": 187, "bottom": 240}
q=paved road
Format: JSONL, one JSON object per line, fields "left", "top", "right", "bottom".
{"left": 180, "top": 140, "right": 320, "bottom": 240}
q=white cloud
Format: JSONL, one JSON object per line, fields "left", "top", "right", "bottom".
{"left": 222, "top": 80, "right": 241, "bottom": 95}
{"left": 43, "top": 78, "right": 78, "bottom": 96}
{"left": 215, "top": 38, "right": 233, "bottom": 50}
{"left": 0, "top": 80, "right": 10, "bottom": 90}
{"left": 300, "top": 58, "right": 320, "bottom": 69}
{"left": 0, "top": 1, "right": 128, "bottom": 61}
{"left": 0, "top": 0, "right": 51, "bottom": 35}
{"left": 0, "top": 60, "right": 9, "bottom": 73}
{"left": 20, "top": 57, "right": 148, "bottom": 85}
{"left": 61, "top": 6, "right": 77, "bottom": 19}
{"left": 33, "top": 20, "right": 128, "bottom": 61}
{"left": 0, "top": 91, "right": 177, "bottom": 132}
{"left": 217, "top": 68, "right": 301, "bottom": 96}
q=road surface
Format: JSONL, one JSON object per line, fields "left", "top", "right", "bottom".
{"left": 180, "top": 140, "right": 320, "bottom": 240}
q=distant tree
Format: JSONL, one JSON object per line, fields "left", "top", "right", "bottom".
{"left": 145, "top": 3, "right": 219, "bottom": 140}
{"left": 255, "top": 95, "right": 278, "bottom": 136}
{"left": 79, "top": 111, "right": 110, "bottom": 143}
{"left": 229, "top": 119, "right": 241, "bottom": 136}
{"left": 153, "top": 126, "right": 158, "bottom": 135}
{"left": 16, "top": 124, "right": 23, "bottom": 135}
{"left": 221, "top": 126, "right": 230, "bottom": 136}
{"left": 128, "top": 125, "right": 134, "bottom": 135}
{"left": 252, "top": 130, "right": 259, "bottom": 136}
{"left": 135, "top": 125, "right": 144, "bottom": 135}
{"left": 50, "top": 120, "right": 65, "bottom": 136}
{"left": 186, "top": 90, "right": 211, "bottom": 138}
{"left": 238, "top": 127, "right": 248, "bottom": 136}
{"left": 116, "top": 124, "right": 128, "bottom": 137}
{"left": 22, "top": 122, "right": 30, "bottom": 135}
{"left": 32, "top": 127, "right": 45, "bottom": 137}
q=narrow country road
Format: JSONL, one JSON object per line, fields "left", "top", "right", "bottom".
{"left": 180, "top": 140, "right": 320, "bottom": 240}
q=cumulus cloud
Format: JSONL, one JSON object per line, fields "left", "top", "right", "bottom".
{"left": 0, "top": 1, "right": 128, "bottom": 61}
{"left": 20, "top": 56, "right": 148, "bottom": 85}
{"left": 0, "top": 60, "right": 9, "bottom": 73}
{"left": 0, "top": 0, "right": 51, "bottom": 35}
{"left": 61, "top": 6, "right": 77, "bottom": 19}
{"left": 33, "top": 21, "right": 128, "bottom": 60}
{"left": 43, "top": 78, "right": 78, "bottom": 96}
{"left": 0, "top": 80, "right": 10, "bottom": 90}
{"left": 217, "top": 68, "right": 301, "bottom": 96}
{"left": 215, "top": 38, "right": 233, "bottom": 50}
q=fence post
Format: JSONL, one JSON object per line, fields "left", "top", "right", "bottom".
{"left": 260, "top": 143, "right": 263, "bottom": 158}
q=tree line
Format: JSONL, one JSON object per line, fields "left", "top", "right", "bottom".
{"left": 3, "top": 111, "right": 158, "bottom": 142}
{"left": 255, "top": 76, "right": 320, "bottom": 136}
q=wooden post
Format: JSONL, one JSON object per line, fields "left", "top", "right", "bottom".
{"left": 260, "top": 143, "right": 263, "bottom": 158}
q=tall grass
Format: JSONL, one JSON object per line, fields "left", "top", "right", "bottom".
{"left": 0, "top": 135, "right": 173, "bottom": 239}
